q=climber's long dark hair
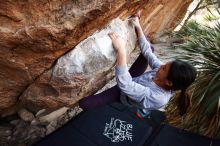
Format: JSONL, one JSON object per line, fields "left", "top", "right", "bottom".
{"left": 167, "top": 60, "right": 197, "bottom": 116}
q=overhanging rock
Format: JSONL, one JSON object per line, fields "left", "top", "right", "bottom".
{"left": 20, "top": 18, "right": 137, "bottom": 112}
{"left": 0, "top": 0, "right": 192, "bottom": 116}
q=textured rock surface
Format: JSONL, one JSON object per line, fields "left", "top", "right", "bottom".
{"left": 20, "top": 18, "right": 137, "bottom": 112}
{"left": 39, "top": 107, "right": 69, "bottom": 124}
{"left": 0, "top": 105, "right": 82, "bottom": 146}
{"left": 18, "top": 108, "right": 34, "bottom": 122}
{"left": 0, "top": 0, "right": 192, "bottom": 115}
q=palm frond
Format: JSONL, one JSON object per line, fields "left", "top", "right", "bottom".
{"left": 166, "top": 10, "right": 220, "bottom": 138}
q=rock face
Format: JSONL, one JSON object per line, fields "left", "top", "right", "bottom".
{"left": 0, "top": 0, "right": 192, "bottom": 115}
{"left": 20, "top": 18, "right": 137, "bottom": 112}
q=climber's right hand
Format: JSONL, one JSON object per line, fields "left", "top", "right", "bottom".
{"left": 108, "top": 32, "right": 127, "bottom": 66}
{"left": 108, "top": 32, "right": 126, "bottom": 54}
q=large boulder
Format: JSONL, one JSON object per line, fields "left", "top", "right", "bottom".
{"left": 0, "top": 0, "right": 192, "bottom": 115}
{"left": 20, "top": 18, "right": 137, "bottom": 112}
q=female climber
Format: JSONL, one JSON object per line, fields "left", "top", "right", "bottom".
{"left": 79, "top": 15, "right": 197, "bottom": 116}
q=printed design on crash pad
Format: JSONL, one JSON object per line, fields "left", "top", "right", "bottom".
{"left": 103, "top": 117, "right": 133, "bottom": 142}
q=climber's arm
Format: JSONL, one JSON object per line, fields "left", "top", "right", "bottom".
{"left": 130, "top": 17, "right": 162, "bottom": 69}
{"left": 108, "top": 32, "right": 127, "bottom": 66}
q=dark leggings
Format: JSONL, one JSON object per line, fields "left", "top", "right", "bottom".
{"left": 79, "top": 54, "right": 149, "bottom": 110}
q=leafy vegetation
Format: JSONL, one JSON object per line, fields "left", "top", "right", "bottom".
{"left": 166, "top": 10, "right": 220, "bottom": 138}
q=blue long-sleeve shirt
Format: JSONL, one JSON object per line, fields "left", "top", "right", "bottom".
{"left": 115, "top": 36, "right": 172, "bottom": 110}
